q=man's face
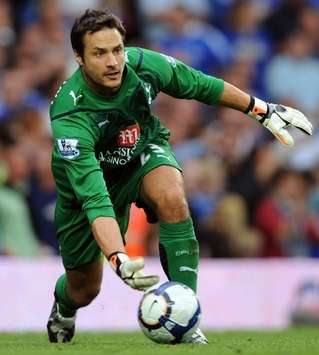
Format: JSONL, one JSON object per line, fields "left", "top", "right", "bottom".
{"left": 76, "top": 27, "right": 125, "bottom": 94}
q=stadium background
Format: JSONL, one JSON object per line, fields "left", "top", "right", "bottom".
{"left": 1, "top": 0, "right": 319, "bottom": 331}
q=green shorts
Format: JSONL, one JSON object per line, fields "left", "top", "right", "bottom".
{"left": 55, "top": 137, "right": 181, "bottom": 269}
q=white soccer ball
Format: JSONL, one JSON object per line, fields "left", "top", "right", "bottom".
{"left": 137, "top": 281, "right": 201, "bottom": 344}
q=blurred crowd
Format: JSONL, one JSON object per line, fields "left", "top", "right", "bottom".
{"left": 1, "top": 0, "right": 319, "bottom": 259}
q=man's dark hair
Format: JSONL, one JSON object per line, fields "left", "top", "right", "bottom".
{"left": 71, "top": 9, "right": 126, "bottom": 57}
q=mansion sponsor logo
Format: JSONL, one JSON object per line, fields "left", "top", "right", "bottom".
{"left": 117, "top": 123, "right": 140, "bottom": 147}
{"left": 98, "top": 136, "right": 140, "bottom": 166}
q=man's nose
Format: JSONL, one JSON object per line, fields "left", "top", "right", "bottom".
{"left": 106, "top": 53, "right": 117, "bottom": 66}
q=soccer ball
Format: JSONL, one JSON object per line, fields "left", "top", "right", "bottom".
{"left": 137, "top": 281, "right": 201, "bottom": 344}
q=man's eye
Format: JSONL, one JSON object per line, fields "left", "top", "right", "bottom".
{"left": 114, "top": 47, "right": 122, "bottom": 54}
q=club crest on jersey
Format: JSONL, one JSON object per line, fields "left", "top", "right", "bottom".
{"left": 57, "top": 138, "right": 80, "bottom": 159}
{"left": 117, "top": 123, "right": 140, "bottom": 147}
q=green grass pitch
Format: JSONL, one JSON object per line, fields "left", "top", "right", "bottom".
{"left": 1, "top": 328, "right": 319, "bottom": 355}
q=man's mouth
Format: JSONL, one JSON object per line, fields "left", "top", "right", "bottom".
{"left": 104, "top": 71, "right": 120, "bottom": 79}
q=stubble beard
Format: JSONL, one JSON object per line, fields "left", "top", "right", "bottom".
{"left": 83, "top": 67, "right": 122, "bottom": 96}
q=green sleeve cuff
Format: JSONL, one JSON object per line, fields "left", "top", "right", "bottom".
{"left": 210, "top": 78, "right": 224, "bottom": 104}
{"left": 86, "top": 207, "right": 116, "bottom": 224}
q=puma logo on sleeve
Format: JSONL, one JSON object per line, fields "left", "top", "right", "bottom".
{"left": 69, "top": 90, "right": 83, "bottom": 106}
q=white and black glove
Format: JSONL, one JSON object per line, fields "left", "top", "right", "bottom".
{"left": 108, "top": 252, "right": 159, "bottom": 291}
{"left": 245, "top": 96, "right": 313, "bottom": 146}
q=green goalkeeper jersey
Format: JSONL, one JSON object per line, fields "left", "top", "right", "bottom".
{"left": 50, "top": 47, "right": 224, "bottom": 223}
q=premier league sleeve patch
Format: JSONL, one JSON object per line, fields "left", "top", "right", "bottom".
{"left": 57, "top": 138, "right": 80, "bottom": 159}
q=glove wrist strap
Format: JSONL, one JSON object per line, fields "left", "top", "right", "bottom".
{"left": 108, "top": 251, "right": 129, "bottom": 276}
{"left": 245, "top": 96, "right": 269, "bottom": 123}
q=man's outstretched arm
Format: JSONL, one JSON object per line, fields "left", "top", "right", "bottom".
{"left": 141, "top": 49, "right": 313, "bottom": 146}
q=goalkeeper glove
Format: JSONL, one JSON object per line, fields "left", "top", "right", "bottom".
{"left": 108, "top": 252, "right": 159, "bottom": 291}
{"left": 245, "top": 96, "right": 313, "bottom": 146}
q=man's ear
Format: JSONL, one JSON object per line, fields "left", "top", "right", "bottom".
{"left": 74, "top": 51, "right": 84, "bottom": 66}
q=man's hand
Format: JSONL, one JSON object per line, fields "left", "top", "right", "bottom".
{"left": 108, "top": 252, "right": 159, "bottom": 291}
{"left": 246, "top": 97, "right": 313, "bottom": 146}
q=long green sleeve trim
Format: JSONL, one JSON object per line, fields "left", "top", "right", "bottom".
{"left": 86, "top": 206, "right": 116, "bottom": 224}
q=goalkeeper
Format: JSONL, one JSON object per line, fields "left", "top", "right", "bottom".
{"left": 47, "top": 9, "right": 313, "bottom": 344}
